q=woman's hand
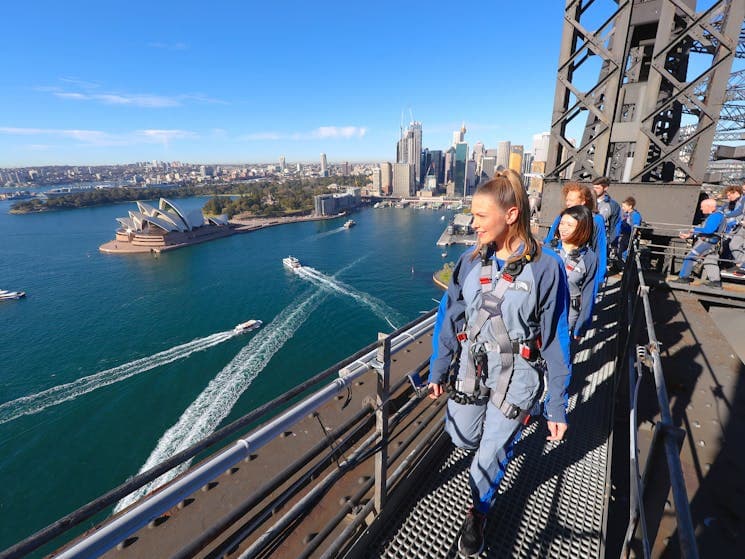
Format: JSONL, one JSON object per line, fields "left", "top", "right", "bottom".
{"left": 428, "top": 383, "right": 444, "bottom": 400}
{"left": 546, "top": 421, "right": 568, "bottom": 441}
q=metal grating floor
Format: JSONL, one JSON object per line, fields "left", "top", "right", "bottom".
{"left": 361, "top": 285, "right": 620, "bottom": 558}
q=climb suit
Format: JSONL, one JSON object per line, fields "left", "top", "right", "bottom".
{"left": 546, "top": 241, "right": 598, "bottom": 339}
{"left": 614, "top": 209, "right": 642, "bottom": 261}
{"left": 546, "top": 212, "right": 607, "bottom": 287}
{"left": 597, "top": 193, "right": 621, "bottom": 245}
{"left": 428, "top": 246, "right": 571, "bottom": 513}
{"left": 723, "top": 197, "right": 745, "bottom": 270}
{"left": 679, "top": 210, "right": 725, "bottom": 282}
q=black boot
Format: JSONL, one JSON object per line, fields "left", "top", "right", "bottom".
{"left": 458, "top": 507, "right": 486, "bottom": 557}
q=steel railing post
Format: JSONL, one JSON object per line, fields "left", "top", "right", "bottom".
{"left": 374, "top": 333, "right": 391, "bottom": 513}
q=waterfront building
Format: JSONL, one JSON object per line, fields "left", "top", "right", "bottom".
{"left": 372, "top": 168, "right": 382, "bottom": 193}
{"left": 496, "top": 141, "right": 511, "bottom": 170}
{"left": 107, "top": 198, "right": 230, "bottom": 253}
{"left": 392, "top": 163, "right": 415, "bottom": 197}
{"left": 313, "top": 188, "right": 360, "bottom": 216}
{"left": 380, "top": 162, "right": 393, "bottom": 195}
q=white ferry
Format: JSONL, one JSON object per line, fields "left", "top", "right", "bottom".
{"left": 283, "top": 256, "right": 302, "bottom": 271}
{"left": 234, "top": 319, "right": 262, "bottom": 334}
{"left": 0, "top": 289, "right": 26, "bottom": 301}
{"left": 343, "top": 219, "right": 356, "bottom": 228}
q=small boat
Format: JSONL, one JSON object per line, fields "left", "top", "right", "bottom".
{"left": 441, "top": 215, "right": 446, "bottom": 221}
{"left": 234, "top": 319, "right": 262, "bottom": 334}
{"left": 0, "top": 290, "right": 26, "bottom": 301}
{"left": 441, "top": 251, "right": 447, "bottom": 257}
{"left": 283, "top": 256, "right": 302, "bottom": 271}
{"left": 343, "top": 220, "right": 356, "bottom": 228}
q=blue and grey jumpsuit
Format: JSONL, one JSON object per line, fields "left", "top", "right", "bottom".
{"left": 723, "top": 198, "right": 745, "bottom": 270}
{"left": 548, "top": 242, "right": 598, "bottom": 339}
{"left": 679, "top": 210, "right": 725, "bottom": 282}
{"left": 596, "top": 193, "right": 621, "bottom": 245}
{"left": 428, "top": 247, "right": 571, "bottom": 513}
{"left": 614, "top": 209, "right": 642, "bottom": 261}
{"left": 545, "top": 212, "right": 607, "bottom": 287}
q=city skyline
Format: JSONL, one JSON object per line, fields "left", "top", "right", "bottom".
{"left": 0, "top": 1, "right": 565, "bottom": 167}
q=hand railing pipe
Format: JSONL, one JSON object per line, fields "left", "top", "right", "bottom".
{"left": 171, "top": 405, "right": 374, "bottom": 559}
{"left": 633, "top": 253, "right": 699, "bottom": 559}
{"left": 52, "top": 314, "right": 436, "bottom": 559}
{"left": 318, "top": 412, "right": 447, "bottom": 559}
{"left": 374, "top": 333, "right": 391, "bottom": 513}
{"left": 0, "top": 310, "right": 435, "bottom": 559}
{"left": 298, "top": 399, "right": 447, "bottom": 559}
{"left": 233, "top": 384, "right": 425, "bottom": 559}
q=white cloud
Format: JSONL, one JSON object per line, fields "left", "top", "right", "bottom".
{"left": 239, "top": 126, "right": 367, "bottom": 142}
{"left": 53, "top": 91, "right": 182, "bottom": 108}
{"left": 0, "top": 127, "right": 199, "bottom": 147}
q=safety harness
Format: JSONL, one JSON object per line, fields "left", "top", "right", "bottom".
{"left": 563, "top": 247, "right": 587, "bottom": 311}
{"left": 449, "top": 244, "right": 541, "bottom": 421}
{"left": 698, "top": 209, "right": 727, "bottom": 245}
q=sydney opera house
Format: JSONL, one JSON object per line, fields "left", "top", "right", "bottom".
{"left": 100, "top": 198, "right": 232, "bottom": 253}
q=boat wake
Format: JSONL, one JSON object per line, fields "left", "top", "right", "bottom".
{"left": 314, "top": 226, "right": 345, "bottom": 239}
{"left": 296, "top": 266, "right": 403, "bottom": 328}
{"left": 115, "top": 288, "right": 327, "bottom": 512}
{"left": 0, "top": 331, "right": 237, "bottom": 426}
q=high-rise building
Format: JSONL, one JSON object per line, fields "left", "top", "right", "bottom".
{"left": 509, "top": 145, "right": 524, "bottom": 174}
{"left": 472, "top": 142, "right": 485, "bottom": 174}
{"left": 466, "top": 160, "right": 477, "bottom": 196}
{"left": 522, "top": 152, "right": 534, "bottom": 177}
{"left": 444, "top": 147, "right": 455, "bottom": 185}
{"left": 496, "top": 141, "right": 511, "bottom": 170}
{"left": 452, "top": 122, "right": 467, "bottom": 147}
{"left": 279, "top": 155, "right": 286, "bottom": 172}
{"left": 532, "top": 132, "right": 551, "bottom": 162}
{"left": 320, "top": 153, "right": 328, "bottom": 177}
{"left": 372, "top": 168, "right": 382, "bottom": 192}
{"left": 428, "top": 150, "right": 444, "bottom": 185}
{"left": 343, "top": 161, "right": 349, "bottom": 176}
{"left": 381, "top": 162, "right": 393, "bottom": 195}
{"left": 392, "top": 163, "right": 415, "bottom": 197}
{"left": 482, "top": 156, "right": 497, "bottom": 178}
{"left": 397, "top": 122, "right": 423, "bottom": 185}
{"left": 454, "top": 142, "right": 468, "bottom": 197}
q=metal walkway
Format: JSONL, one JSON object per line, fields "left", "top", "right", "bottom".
{"left": 356, "top": 284, "right": 620, "bottom": 559}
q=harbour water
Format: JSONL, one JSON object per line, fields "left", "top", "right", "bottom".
{"left": 0, "top": 198, "right": 457, "bottom": 550}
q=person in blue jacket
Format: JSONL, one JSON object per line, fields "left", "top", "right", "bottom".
{"left": 428, "top": 172, "right": 571, "bottom": 557}
{"left": 545, "top": 181, "right": 607, "bottom": 289}
{"left": 614, "top": 196, "right": 643, "bottom": 261}
{"left": 673, "top": 198, "right": 725, "bottom": 288}
{"left": 546, "top": 204, "right": 598, "bottom": 343}
{"left": 722, "top": 184, "right": 744, "bottom": 233}
{"left": 593, "top": 176, "right": 621, "bottom": 245}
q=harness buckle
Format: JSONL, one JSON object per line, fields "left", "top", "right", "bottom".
{"left": 479, "top": 277, "right": 491, "bottom": 285}
{"left": 501, "top": 273, "right": 514, "bottom": 283}
{"left": 456, "top": 332, "right": 468, "bottom": 342}
{"left": 520, "top": 345, "right": 533, "bottom": 360}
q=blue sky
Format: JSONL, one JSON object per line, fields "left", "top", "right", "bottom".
{"left": 0, "top": 1, "right": 566, "bottom": 167}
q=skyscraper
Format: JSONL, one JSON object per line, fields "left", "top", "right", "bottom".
{"left": 532, "top": 132, "right": 551, "bottom": 162}
{"left": 392, "top": 163, "right": 415, "bottom": 197}
{"left": 397, "top": 122, "right": 423, "bottom": 185}
{"left": 496, "top": 141, "right": 511, "bottom": 170}
{"left": 320, "top": 153, "right": 328, "bottom": 177}
{"left": 429, "top": 150, "right": 444, "bottom": 185}
{"left": 509, "top": 145, "right": 524, "bottom": 174}
{"left": 372, "top": 168, "right": 382, "bottom": 193}
{"left": 465, "top": 160, "right": 477, "bottom": 196}
{"left": 452, "top": 122, "right": 467, "bottom": 147}
{"left": 472, "top": 142, "right": 485, "bottom": 174}
{"left": 279, "top": 155, "right": 286, "bottom": 172}
{"left": 381, "top": 162, "right": 393, "bottom": 195}
{"left": 454, "top": 142, "right": 468, "bottom": 197}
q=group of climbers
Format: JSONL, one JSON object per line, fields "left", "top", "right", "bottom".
{"left": 674, "top": 184, "right": 745, "bottom": 287}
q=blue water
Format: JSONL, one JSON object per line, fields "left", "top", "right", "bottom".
{"left": 0, "top": 198, "right": 458, "bottom": 550}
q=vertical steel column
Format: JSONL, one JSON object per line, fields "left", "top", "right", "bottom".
{"left": 374, "top": 333, "right": 391, "bottom": 513}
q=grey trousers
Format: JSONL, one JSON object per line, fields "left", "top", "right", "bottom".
{"left": 730, "top": 227, "right": 745, "bottom": 265}
{"left": 445, "top": 363, "right": 543, "bottom": 513}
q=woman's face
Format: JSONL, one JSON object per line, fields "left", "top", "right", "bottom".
{"left": 726, "top": 190, "right": 741, "bottom": 202}
{"left": 565, "top": 190, "right": 584, "bottom": 208}
{"left": 471, "top": 193, "right": 515, "bottom": 246}
{"left": 558, "top": 214, "right": 579, "bottom": 243}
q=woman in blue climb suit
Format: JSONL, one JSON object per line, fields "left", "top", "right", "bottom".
{"left": 428, "top": 172, "right": 572, "bottom": 557}
{"left": 546, "top": 204, "right": 599, "bottom": 343}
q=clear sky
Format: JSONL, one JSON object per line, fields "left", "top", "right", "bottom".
{"left": 0, "top": 0, "right": 567, "bottom": 167}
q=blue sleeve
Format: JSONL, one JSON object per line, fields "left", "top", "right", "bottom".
{"left": 536, "top": 251, "right": 572, "bottom": 424}
{"left": 614, "top": 216, "right": 622, "bottom": 241}
{"left": 631, "top": 211, "right": 642, "bottom": 227}
{"left": 544, "top": 215, "right": 560, "bottom": 244}
{"left": 428, "top": 253, "right": 469, "bottom": 384}
{"left": 592, "top": 214, "right": 607, "bottom": 285}
{"left": 693, "top": 212, "right": 723, "bottom": 235}
{"left": 574, "top": 250, "right": 598, "bottom": 338}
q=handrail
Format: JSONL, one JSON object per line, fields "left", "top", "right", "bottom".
{"left": 618, "top": 230, "right": 699, "bottom": 559}
{"left": 3, "top": 310, "right": 437, "bottom": 559}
